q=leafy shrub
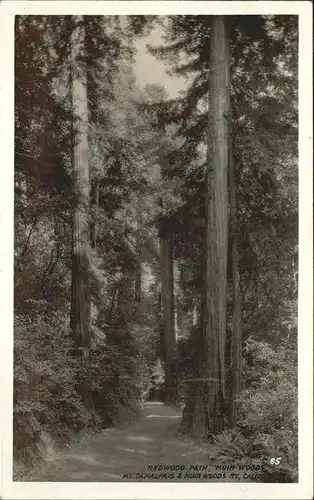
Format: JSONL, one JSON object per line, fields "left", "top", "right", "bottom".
{"left": 208, "top": 429, "right": 265, "bottom": 472}
{"left": 14, "top": 313, "right": 93, "bottom": 462}
{"left": 208, "top": 428, "right": 297, "bottom": 482}
{"left": 207, "top": 338, "right": 298, "bottom": 482}
{"left": 14, "top": 299, "right": 149, "bottom": 467}
{"left": 130, "top": 324, "right": 162, "bottom": 400}
{"left": 239, "top": 338, "right": 297, "bottom": 438}
{"left": 89, "top": 322, "right": 142, "bottom": 426}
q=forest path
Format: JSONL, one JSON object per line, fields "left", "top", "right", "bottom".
{"left": 28, "top": 402, "right": 210, "bottom": 482}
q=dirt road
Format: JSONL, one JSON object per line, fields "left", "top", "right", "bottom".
{"left": 26, "top": 402, "right": 210, "bottom": 482}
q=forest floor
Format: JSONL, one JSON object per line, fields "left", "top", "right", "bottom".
{"left": 22, "top": 402, "right": 212, "bottom": 482}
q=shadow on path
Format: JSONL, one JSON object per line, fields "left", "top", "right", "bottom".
{"left": 25, "top": 402, "right": 210, "bottom": 482}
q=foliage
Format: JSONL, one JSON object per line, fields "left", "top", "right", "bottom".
{"left": 131, "top": 324, "right": 160, "bottom": 398}
{"left": 14, "top": 15, "right": 166, "bottom": 465}
{"left": 207, "top": 338, "right": 298, "bottom": 482}
{"left": 14, "top": 14, "right": 298, "bottom": 478}
{"left": 14, "top": 313, "right": 92, "bottom": 461}
{"left": 148, "top": 14, "right": 298, "bottom": 346}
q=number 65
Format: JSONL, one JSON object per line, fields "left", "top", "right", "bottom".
{"left": 270, "top": 457, "right": 282, "bottom": 465}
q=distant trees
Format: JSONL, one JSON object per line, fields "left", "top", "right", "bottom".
{"left": 160, "top": 213, "right": 176, "bottom": 404}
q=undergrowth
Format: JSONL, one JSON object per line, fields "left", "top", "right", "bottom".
{"left": 207, "top": 338, "right": 298, "bottom": 483}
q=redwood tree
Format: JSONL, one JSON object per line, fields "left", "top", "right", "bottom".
{"left": 182, "top": 15, "right": 230, "bottom": 436}
{"left": 70, "top": 16, "right": 91, "bottom": 399}
{"left": 228, "top": 111, "right": 243, "bottom": 427}
{"left": 160, "top": 233, "right": 176, "bottom": 403}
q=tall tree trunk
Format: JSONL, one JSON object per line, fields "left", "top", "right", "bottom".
{"left": 228, "top": 114, "right": 243, "bottom": 427}
{"left": 70, "top": 16, "right": 91, "bottom": 402}
{"left": 181, "top": 15, "right": 230, "bottom": 437}
{"left": 134, "top": 200, "right": 142, "bottom": 307}
{"left": 157, "top": 286, "right": 165, "bottom": 362}
{"left": 90, "top": 178, "right": 99, "bottom": 249}
{"left": 160, "top": 235, "right": 176, "bottom": 404}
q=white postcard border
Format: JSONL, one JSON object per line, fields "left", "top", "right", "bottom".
{"left": 0, "top": 2, "right": 312, "bottom": 499}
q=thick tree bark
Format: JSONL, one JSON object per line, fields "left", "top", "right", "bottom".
{"left": 90, "top": 178, "right": 99, "bottom": 249}
{"left": 181, "top": 16, "right": 230, "bottom": 437}
{"left": 228, "top": 115, "right": 243, "bottom": 428}
{"left": 160, "top": 235, "right": 176, "bottom": 404}
{"left": 70, "top": 16, "right": 91, "bottom": 401}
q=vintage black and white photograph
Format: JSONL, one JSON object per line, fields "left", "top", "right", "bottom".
{"left": 0, "top": 2, "right": 311, "bottom": 497}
